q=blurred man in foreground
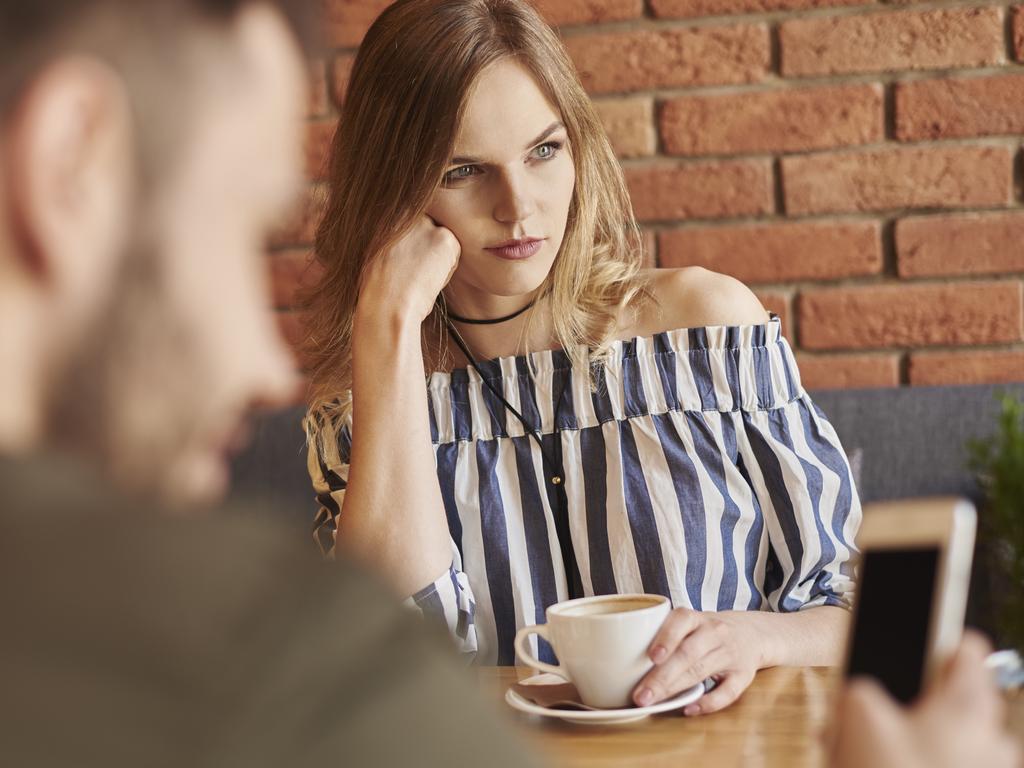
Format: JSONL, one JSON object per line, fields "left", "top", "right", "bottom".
{"left": 0, "top": 2, "right": 538, "bottom": 766}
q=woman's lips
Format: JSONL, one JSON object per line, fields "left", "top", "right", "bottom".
{"left": 485, "top": 238, "right": 545, "bottom": 260}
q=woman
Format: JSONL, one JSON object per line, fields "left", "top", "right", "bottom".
{"left": 303, "top": 0, "right": 861, "bottom": 714}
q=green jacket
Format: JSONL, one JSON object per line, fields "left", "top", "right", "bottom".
{"left": 0, "top": 455, "right": 542, "bottom": 768}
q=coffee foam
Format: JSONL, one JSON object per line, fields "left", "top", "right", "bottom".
{"left": 558, "top": 597, "right": 663, "bottom": 617}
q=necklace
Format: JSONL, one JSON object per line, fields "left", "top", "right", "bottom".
{"left": 445, "top": 298, "right": 536, "bottom": 325}
{"left": 443, "top": 316, "right": 584, "bottom": 600}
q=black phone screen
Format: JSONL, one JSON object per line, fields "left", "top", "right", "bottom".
{"left": 846, "top": 546, "right": 940, "bottom": 704}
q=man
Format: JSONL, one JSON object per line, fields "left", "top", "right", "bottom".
{"left": 0, "top": 2, "right": 539, "bottom": 766}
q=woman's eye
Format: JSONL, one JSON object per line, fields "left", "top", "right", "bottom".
{"left": 443, "top": 165, "right": 479, "bottom": 185}
{"left": 532, "top": 141, "right": 563, "bottom": 160}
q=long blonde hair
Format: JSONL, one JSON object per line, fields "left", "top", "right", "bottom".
{"left": 304, "top": 0, "right": 647, "bottom": 427}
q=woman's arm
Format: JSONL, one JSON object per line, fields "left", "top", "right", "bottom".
{"left": 722, "top": 604, "right": 849, "bottom": 668}
{"left": 628, "top": 267, "right": 860, "bottom": 713}
{"left": 333, "top": 216, "right": 459, "bottom": 597}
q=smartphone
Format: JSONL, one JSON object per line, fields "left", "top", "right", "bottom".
{"left": 843, "top": 497, "right": 976, "bottom": 704}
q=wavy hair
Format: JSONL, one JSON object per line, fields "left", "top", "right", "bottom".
{"left": 304, "top": 0, "right": 648, "bottom": 426}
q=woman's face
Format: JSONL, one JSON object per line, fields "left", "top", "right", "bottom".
{"left": 426, "top": 59, "right": 576, "bottom": 310}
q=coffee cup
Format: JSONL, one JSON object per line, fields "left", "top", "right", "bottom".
{"left": 513, "top": 593, "right": 671, "bottom": 709}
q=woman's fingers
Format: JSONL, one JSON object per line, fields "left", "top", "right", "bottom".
{"left": 635, "top": 610, "right": 762, "bottom": 710}
{"left": 361, "top": 214, "right": 461, "bottom": 322}
{"left": 635, "top": 623, "right": 726, "bottom": 706}
{"left": 683, "top": 670, "right": 754, "bottom": 716}
{"left": 647, "top": 607, "right": 700, "bottom": 663}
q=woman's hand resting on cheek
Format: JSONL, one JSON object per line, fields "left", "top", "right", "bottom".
{"left": 357, "top": 215, "right": 460, "bottom": 324}
{"left": 632, "top": 607, "right": 764, "bottom": 715}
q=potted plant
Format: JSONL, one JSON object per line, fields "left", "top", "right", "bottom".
{"left": 968, "top": 394, "right": 1024, "bottom": 653}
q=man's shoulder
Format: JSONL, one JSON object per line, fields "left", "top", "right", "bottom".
{"left": 0, "top": 452, "right": 402, "bottom": 674}
{"left": 0, "top": 456, "right": 409, "bottom": 763}
{"left": 0, "top": 455, "right": 541, "bottom": 768}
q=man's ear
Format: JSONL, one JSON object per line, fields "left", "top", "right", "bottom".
{"left": 4, "top": 55, "right": 134, "bottom": 304}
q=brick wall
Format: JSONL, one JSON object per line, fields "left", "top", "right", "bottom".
{"left": 273, "top": 0, "right": 1024, "bottom": 390}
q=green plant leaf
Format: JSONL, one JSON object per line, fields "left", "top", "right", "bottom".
{"left": 970, "top": 394, "right": 1024, "bottom": 651}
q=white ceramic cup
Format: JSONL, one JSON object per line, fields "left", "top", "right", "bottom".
{"left": 513, "top": 593, "right": 671, "bottom": 709}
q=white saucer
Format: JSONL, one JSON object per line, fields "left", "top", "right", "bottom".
{"left": 504, "top": 673, "right": 705, "bottom": 725}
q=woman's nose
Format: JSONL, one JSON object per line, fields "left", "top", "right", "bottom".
{"left": 492, "top": 171, "right": 536, "bottom": 224}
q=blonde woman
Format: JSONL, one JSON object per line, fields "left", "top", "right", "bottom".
{"left": 304, "top": 0, "right": 861, "bottom": 714}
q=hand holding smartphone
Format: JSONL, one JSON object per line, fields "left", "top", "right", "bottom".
{"left": 843, "top": 497, "right": 976, "bottom": 704}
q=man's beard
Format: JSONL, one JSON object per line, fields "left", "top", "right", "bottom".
{"left": 46, "top": 233, "right": 211, "bottom": 507}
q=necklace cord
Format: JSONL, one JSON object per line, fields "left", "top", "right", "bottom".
{"left": 443, "top": 316, "right": 584, "bottom": 600}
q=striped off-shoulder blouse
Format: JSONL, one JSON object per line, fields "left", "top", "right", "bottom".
{"left": 307, "top": 317, "right": 862, "bottom": 665}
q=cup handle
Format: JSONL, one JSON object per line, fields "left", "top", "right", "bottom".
{"left": 514, "top": 624, "right": 565, "bottom": 678}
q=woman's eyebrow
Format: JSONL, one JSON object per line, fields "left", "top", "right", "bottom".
{"left": 449, "top": 121, "right": 566, "bottom": 166}
{"left": 524, "top": 121, "right": 565, "bottom": 148}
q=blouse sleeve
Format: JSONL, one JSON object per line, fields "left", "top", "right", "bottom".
{"left": 739, "top": 393, "right": 862, "bottom": 612}
{"left": 305, "top": 410, "right": 479, "bottom": 657}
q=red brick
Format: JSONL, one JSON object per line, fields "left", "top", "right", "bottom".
{"left": 269, "top": 185, "right": 328, "bottom": 249}
{"left": 275, "top": 310, "right": 306, "bottom": 348}
{"left": 897, "top": 212, "right": 1024, "bottom": 278}
{"left": 895, "top": 74, "right": 1024, "bottom": 141}
{"left": 565, "top": 24, "right": 769, "bottom": 95}
{"left": 661, "top": 84, "right": 883, "bottom": 157}
{"left": 1014, "top": 6, "right": 1024, "bottom": 62}
{"left": 754, "top": 290, "right": 791, "bottom": 334}
{"left": 324, "top": 0, "right": 390, "bottom": 48}
{"left": 268, "top": 249, "right": 324, "bottom": 310}
{"left": 782, "top": 146, "right": 1013, "bottom": 216}
{"left": 652, "top": 0, "right": 872, "bottom": 18}
{"left": 909, "top": 349, "right": 1024, "bottom": 386}
{"left": 780, "top": 6, "right": 1004, "bottom": 77}
{"left": 535, "top": 0, "right": 642, "bottom": 26}
{"left": 332, "top": 53, "right": 356, "bottom": 110}
{"left": 796, "top": 353, "right": 901, "bottom": 390}
{"left": 275, "top": 310, "right": 315, "bottom": 370}
{"left": 305, "top": 120, "right": 336, "bottom": 182}
{"left": 659, "top": 220, "right": 881, "bottom": 283}
{"left": 626, "top": 160, "right": 773, "bottom": 222}
{"left": 308, "top": 59, "right": 328, "bottom": 118}
{"left": 594, "top": 98, "right": 656, "bottom": 158}
{"left": 798, "top": 281, "right": 1023, "bottom": 350}
{"left": 323, "top": 0, "right": 643, "bottom": 48}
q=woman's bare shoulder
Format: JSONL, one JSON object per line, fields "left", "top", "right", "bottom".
{"left": 620, "top": 267, "right": 769, "bottom": 338}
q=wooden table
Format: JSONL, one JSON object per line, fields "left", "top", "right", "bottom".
{"left": 479, "top": 666, "right": 1024, "bottom": 768}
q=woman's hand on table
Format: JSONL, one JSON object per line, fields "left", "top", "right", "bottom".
{"left": 632, "top": 607, "right": 764, "bottom": 715}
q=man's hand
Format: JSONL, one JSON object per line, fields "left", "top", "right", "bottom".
{"left": 832, "top": 632, "right": 1021, "bottom": 768}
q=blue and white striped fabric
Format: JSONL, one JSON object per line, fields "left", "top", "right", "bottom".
{"left": 308, "top": 317, "right": 862, "bottom": 665}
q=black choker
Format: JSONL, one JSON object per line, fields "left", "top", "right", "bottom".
{"left": 445, "top": 298, "right": 536, "bottom": 325}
